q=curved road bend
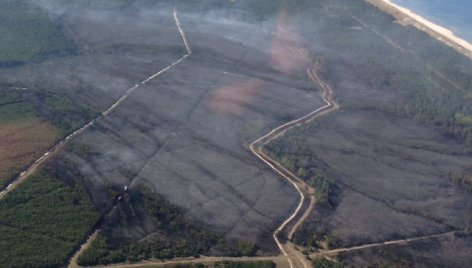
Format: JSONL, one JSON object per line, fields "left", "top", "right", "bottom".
{"left": 0, "top": 9, "right": 191, "bottom": 201}
{"left": 249, "top": 66, "right": 339, "bottom": 268}
{"left": 71, "top": 11, "right": 341, "bottom": 268}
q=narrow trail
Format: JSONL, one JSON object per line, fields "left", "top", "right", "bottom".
{"left": 63, "top": 9, "right": 191, "bottom": 268}
{"left": 69, "top": 230, "right": 100, "bottom": 268}
{"left": 311, "top": 230, "right": 460, "bottom": 257}
{"left": 249, "top": 66, "right": 340, "bottom": 268}
{"left": 0, "top": 9, "right": 191, "bottom": 201}
{"left": 93, "top": 256, "right": 289, "bottom": 268}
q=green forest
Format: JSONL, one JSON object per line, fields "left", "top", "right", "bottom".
{"left": 0, "top": 171, "right": 99, "bottom": 268}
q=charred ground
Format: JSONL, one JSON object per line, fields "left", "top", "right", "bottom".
{"left": 0, "top": 0, "right": 472, "bottom": 267}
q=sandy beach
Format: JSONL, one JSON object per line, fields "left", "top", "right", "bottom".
{"left": 368, "top": 0, "right": 472, "bottom": 60}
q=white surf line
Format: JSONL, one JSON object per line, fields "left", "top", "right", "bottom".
{"left": 249, "top": 67, "right": 338, "bottom": 268}
{"left": 0, "top": 9, "right": 191, "bottom": 200}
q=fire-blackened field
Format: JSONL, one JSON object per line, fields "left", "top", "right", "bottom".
{"left": 271, "top": 110, "right": 472, "bottom": 243}
{"left": 1, "top": 0, "right": 472, "bottom": 267}
{"left": 0, "top": 0, "right": 325, "bottom": 255}
{"left": 62, "top": 11, "right": 323, "bottom": 248}
{"left": 263, "top": 0, "right": 472, "bottom": 266}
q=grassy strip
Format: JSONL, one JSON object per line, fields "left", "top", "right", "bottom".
{"left": 0, "top": 102, "right": 35, "bottom": 123}
{"left": 312, "top": 256, "right": 344, "bottom": 268}
{"left": 0, "top": 171, "right": 99, "bottom": 268}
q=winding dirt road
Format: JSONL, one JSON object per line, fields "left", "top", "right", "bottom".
{"left": 249, "top": 66, "right": 340, "bottom": 268}
{"left": 71, "top": 21, "right": 340, "bottom": 267}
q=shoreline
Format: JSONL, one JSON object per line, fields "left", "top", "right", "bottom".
{"left": 367, "top": 0, "right": 472, "bottom": 60}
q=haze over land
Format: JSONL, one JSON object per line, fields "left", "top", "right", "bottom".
{"left": 0, "top": 0, "right": 471, "bottom": 268}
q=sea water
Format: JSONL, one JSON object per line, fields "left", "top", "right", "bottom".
{"left": 392, "top": 0, "right": 472, "bottom": 43}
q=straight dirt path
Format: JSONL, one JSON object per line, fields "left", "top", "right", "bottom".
{"left": 69, "top": 230, "right": 100, "bottom": 268}
{"left": 94, "top": 256, "right": 289, "bottom": 268}
{"left": 77, "top": 34, "right": 341, "bottom": 268}
{"left": 0, "top": 9, "right": 191, "bottom": 201}
{"left": 66, "top": 8, "right": 191, "bottom": 268}
{"left": 311, "top": 230, "right": 460, "bottom": 257}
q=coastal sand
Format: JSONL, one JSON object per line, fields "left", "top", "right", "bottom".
{"left": 367, "top": 0, "right": 472, "bottom": 60}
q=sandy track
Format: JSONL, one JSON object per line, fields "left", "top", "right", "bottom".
{"left": 0, "top": 9, "right": 191, "bottom": 201}
{"left": 69, "top": 230, "right": 100, "bottom": 268}
{"left": 66, "top": 9, "right": 192, "bottom": 268}
{"left": 249, "top": 66, "right": 340, "bottom": 268}
{"left": 93, "top": 256, "right": 289, "bottom": 268}
{"left": 311, "top": 230, "right": 460, "bottom": 257}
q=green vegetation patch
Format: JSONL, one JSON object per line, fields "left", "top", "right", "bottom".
{"left": 0, "top": 171, "right": 100, "bottom": 268}
{"left": 312, "top": 256, "right": 344, "bottom": 268}
{"left": 265, "top": 136, "right": 337, "bottom": 208}
{"left": 0, "top": 89, "right": 35, "bottom": 123}
{"left": 0, "top": 86, "right": 97, "bottom": 135}
{"left": 0, "top": 102, "right": 35, "bottom": 124}
{"left": 0, "top": 0, "right": 76, "bottom": 66}
{"left": 42, "top": 94, "right": 98, "bottom": 136}
{"left": 309, "top": 175, "right": 335, "bottom": 208}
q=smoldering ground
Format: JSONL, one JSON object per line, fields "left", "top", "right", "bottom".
{"left": 0, "top": 0, "right": 327, "bottom": 252}
{"left": 2, "top": 0, "right": 472, "bottom": 264}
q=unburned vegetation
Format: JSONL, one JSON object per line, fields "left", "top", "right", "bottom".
{"left": 0, "top": 86, "right": 97, "bottom": 188}
{"left": 0, "top": 170, "right": 99, "bottom": 268}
